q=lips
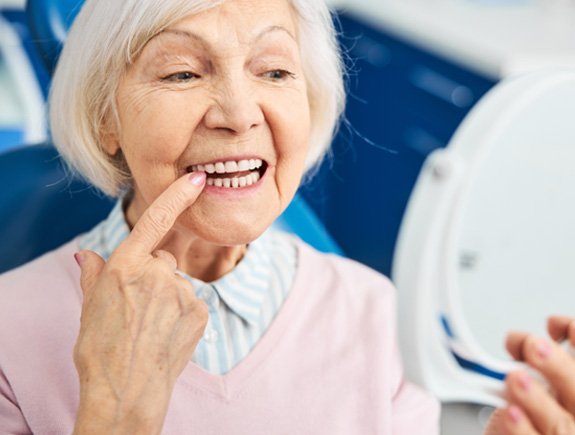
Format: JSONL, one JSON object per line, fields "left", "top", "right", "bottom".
{"left": 186, "top": 158, "right": 267, "bottom": 188}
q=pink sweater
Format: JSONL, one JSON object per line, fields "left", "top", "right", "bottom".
{"left": 0, "top": 239, "right": 439, "bottom": 434}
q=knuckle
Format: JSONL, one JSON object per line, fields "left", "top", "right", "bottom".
{"left": 106, "top": 263, "right": 125, "bottom": 280}
{"left": 152, "top": 251, "right": 178, "bottom": 270}
{"left": 522, "top": 338, "right": 536, "bottom": 362}
{"left": 505, "top": 371, "right": 518, "bottom": 390}
{"left": 145, "top": 204, "right": 175, "bottom": 234}
{"left": 144, "top": 268, "right": 174, "bottom": 292}
{"left": 106, "top": 263, "right": 137, "bottom": 289}
{"left": 522, "top": 336, "right": 547, "bottom": 366}
{"left": 150, "top": 258, "right": 176, "bottom": 277}
{"left": 172, "top": 187, "right": 191, "bottom": 205}
{"left": 185, "top": 299, "right": 209, "bottom": 325}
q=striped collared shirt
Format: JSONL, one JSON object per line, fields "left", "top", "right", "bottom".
{"left": 78, "top": 199, "right": 297, "bottom": 375}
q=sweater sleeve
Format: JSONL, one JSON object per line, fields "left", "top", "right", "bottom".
{"left": 389, "top": 311, "right": 440, "bottom": 433}
{"left": 0, "top": 241, "right": 80, "bottom": 435}
{"left": 383, "top": 270, "right": 441, "bottom": 434}
{"left": 327, "top": 249, "right": 441, "bottom": 434}
{"left": 0, "top": 368, "right": 31, "bottom": 434}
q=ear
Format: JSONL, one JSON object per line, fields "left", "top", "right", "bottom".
{"left": 101, "top": 131, "right": 120, "bottom": 156}
{"left": 100, "top": 116, "right": 121, "bottom": 156}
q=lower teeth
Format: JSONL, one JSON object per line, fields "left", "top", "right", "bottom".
{"left": 207, "top": 171, "right": 261, "bottom": 188}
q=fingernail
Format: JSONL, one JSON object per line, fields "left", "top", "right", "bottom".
{"left": 189, "top": 172, "right": 206, "bottom": 186}
{"left": 74, "top": 252, "right": 84, "bottom": 267}
{"left": 518, "top": 372, "right": 532, "bottom": 391}
{"left": 536, "top": 339, "right": 552, "bottom": 358}
{"left": 508, "top": 405, "right": 523, "bottom": 424}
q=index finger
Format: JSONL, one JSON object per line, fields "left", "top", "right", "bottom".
{"left": 119, "top": 172, "right": 206, "bottom": 255}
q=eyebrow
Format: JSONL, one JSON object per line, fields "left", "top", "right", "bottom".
{"left": 158, "top": 24, "right": 296, "bottom": 45}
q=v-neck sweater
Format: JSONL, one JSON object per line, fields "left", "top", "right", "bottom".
{"left": 78, "top": 199, "right": 298, "bottom": 375}
{"left": 0, "top": 238, "right": 439, "bottom": 434}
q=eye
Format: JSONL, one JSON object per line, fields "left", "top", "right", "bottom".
{"left": 161, "top": 71, "right": 199, "bottom": 82}
{"left": 262, "top": 69, "right": 295, "bottom": 81}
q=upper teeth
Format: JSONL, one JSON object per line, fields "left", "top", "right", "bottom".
{"left": 191, "top": 159, "right": 263, "bottom": 174}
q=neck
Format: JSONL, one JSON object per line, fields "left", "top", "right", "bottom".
{"left": 159, "top": 231, "right": 247, "bottom": 282}
{"left": 124, "top": 194, "right": 247, "bottom": 282}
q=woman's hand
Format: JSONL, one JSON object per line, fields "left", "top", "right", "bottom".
{"left": 485, "top": 316, "right": 575, "bottom": 434}
{"left": 73, "top": 172, "right": 208, "bottom": 435}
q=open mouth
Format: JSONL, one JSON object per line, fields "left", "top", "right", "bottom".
{"left": 186, "top": 158, "right": 268, "bottom": 188}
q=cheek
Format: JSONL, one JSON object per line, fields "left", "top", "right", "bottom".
{"left": 118, "top": 123, "right": 181, "bottom": 199}
{"left": 115, "top": 93, "right": 202, "bottom": 204}
{"left": 274, "top": 96, "right": 311, "bottom": 166}
{"left": 117, "top": 92, "right": 202, "bottom": 165}
{"left": 269, "top": 97, "right": 311, "bottom": 201}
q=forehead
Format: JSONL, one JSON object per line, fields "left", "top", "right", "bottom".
{"left": 159, "top": 0, "right": 298, "bottom": 48}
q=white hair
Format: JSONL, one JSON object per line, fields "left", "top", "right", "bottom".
{"left": 49, "top": 0, "right": 345, "bottom": 196}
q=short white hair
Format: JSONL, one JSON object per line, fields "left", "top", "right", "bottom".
{"left": 50, "top": 0, "right": 345, "bottom": 196}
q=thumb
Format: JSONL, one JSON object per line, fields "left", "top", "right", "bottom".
{"left": 74, "top": 250, "right": 105, "bottom": 296}
{"left": 483, "top": 408, "right": 506, "bottom": 435}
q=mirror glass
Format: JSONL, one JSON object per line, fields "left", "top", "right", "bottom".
{"left": 453, "top": 80, "right": 575, "bottom": 360}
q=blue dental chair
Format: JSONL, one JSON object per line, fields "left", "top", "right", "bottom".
{"left": 0, "top": 0, "right": 342, "bottom": 274}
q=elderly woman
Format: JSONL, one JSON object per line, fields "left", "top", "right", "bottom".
{"left": 0, "top": 0, "right": 574, "bottom": 434}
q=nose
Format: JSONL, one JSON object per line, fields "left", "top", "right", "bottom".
{"left": 203, "top": 76, "right": 264, "bottom": 135}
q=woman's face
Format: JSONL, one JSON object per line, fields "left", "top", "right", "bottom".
{"left": 108, "top": 0, "right": 310, "bottom": 245}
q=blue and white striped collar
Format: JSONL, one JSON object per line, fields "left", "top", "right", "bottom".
{"left": 78, "top": 198, "right": 277, "bottom": 325}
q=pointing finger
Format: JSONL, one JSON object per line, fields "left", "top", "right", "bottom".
{"left": 118, "top": 172, "right": 206, "bottom": 256}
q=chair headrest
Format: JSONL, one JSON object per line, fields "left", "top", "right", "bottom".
{"left": 26, "top": 0, "right": 85, "bottom": 73}
{"left": 0, "top": 144, "right": 115, "bottom": 273}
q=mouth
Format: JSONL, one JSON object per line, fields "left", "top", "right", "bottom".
{"left": 186, "top": 158, "right": 268, "bottom": 188}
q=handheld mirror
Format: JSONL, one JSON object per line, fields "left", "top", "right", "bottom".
{"left": 393, "top": 69, "right": 575, "bottom": 406}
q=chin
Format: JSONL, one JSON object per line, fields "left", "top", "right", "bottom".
{"left": 200, "top": 225, "right": 270, "bottom": 247}
{"left": 181, "top": 209, "right": 277, "bottom": 247}
{"left": 214, "top": 225, "right": 268, "bottom": 246}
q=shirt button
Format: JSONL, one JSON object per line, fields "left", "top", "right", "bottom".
{"left": 203, "top": 328, "right": 219, "bottom": 343}
{"left": 200, "top": 286, "right": 216, "bottom": 303}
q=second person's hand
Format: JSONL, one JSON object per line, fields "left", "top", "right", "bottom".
{"left": 485, "top": 316, "right": 575, "bottom": 435}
